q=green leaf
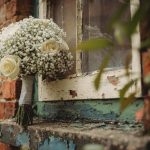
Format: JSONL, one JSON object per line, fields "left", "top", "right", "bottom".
{"left": 119, "top": 79, "right": 136, "bottom": 102}
{"left": 94, "top": 53, "right": 112, "bottom": 90}
{"left": 77, "top": 38, "right": 113, "bottom": 51}
{"left": 120, "top": 92, "right": 136, "bottom": 113}
{"left": 124, "top": 52, "right": 132, "bottom": 76}
{"left": 113, "top": 23, "right": 127, "bottom": 44}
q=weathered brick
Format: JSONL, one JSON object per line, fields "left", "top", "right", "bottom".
{"left": 4, "top": 101, "right": 17, "bottom": 119}
{"left": 0, "top": 79, "right": 21, "bottom": 100}
{"left": 0, "top": 101, "right": 17, "bottom": 120}
{"left": 2, "top": 81, "right": 16, "bottom": 99}
{"left": 5, "top": 0, "right": 17, "bottom": 20}
{"left": 0, "top": 0, "right": 33, "bottom": 29}
{"left": 142, "top": 51, "right": 150, "bottom": 76}
{"left": 0, "top": 102, "right": 5, "bottom": 119}
{"left": 0, "top": 142, "right": 11, "bottom": 150}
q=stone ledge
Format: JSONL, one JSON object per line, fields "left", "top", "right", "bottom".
{"left": 0, "top": 121, "right": 149, "bottom": 150}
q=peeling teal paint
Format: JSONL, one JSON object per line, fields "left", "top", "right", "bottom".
{"left": 38, "top": 137, "right": 75, "bottom": 150}
{"left": 36, "top": 100, "right": 143, "bottom": 123}
{"left": 16, "top": 132, "right": 29, "bottom": 146}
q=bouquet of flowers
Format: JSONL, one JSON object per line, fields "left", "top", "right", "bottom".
{"left": 0, "top": 17, "right": 74, "bottom": 125}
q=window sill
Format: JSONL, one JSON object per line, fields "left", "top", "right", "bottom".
{"left": 0, "top": 121, "right": 149, "bottom": 150}
{"left": 39, "top": 68, "right": 142, "bottom": 101}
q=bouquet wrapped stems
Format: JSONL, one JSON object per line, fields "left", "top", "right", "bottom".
{"left": 16, "top": 76, "right": 34, "bottom": 126}
{"left": 0, "top": 17, "right": 74, "bottom": 126}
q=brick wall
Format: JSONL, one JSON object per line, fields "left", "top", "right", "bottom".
{"left": 0, "top": 0, "right": 33, "bottom": 149}
{"left": 0, "top": 143, "right": 11, "bottom": 150}
{"left": 0, "top": 0, "right": 33, "bottom": 120}
{"left": 0, "top": 0, "right": 33, "bottom": 28}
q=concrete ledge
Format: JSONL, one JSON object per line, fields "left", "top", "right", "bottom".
{"left": 0, "top": 121, "right": 149, "bottom": 150}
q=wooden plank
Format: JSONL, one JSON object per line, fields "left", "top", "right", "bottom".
{"left": 39, "top": 69, "right": 132, "bottom": 101}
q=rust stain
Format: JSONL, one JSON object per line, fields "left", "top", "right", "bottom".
{"left": 107, "top": 76, "right": 119, "bottom": 86}
{"left": 69, "top": 90, "right": 77, "bottom": 98}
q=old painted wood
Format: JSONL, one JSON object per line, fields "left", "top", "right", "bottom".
{"left": 33, "top": 75, "right": 143, "bottom": 123}
{"left": 36, "top": 99, "right": 143, "bottom": 123}
{"left": 38, "top": 69, "right": 138, "bottom": 101}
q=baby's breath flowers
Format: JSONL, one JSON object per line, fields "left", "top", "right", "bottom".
{"left": 0, "top": 17, "right": 74, "bottom": 79}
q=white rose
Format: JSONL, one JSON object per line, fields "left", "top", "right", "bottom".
{"left": 0, "top": 55, "right": 20, "bottom": 80}
{"left": 41, "top": 39, "right": 59, "bottom": 53}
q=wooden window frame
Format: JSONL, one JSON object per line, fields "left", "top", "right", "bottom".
{"left": 38, "top": 0, "right": 141, "bottom": 101}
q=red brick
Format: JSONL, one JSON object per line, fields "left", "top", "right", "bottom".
{"left": 0, "top": 0, "right": 33, "bottom": 29}
{"left": 1, "top": 79, "right": 21, "bottom": 100}
{"left": 0, "top": 102, "right": 5, "bottom": 119}
{"left": 5, "top": 0, "right": 17, "bottom": 20}
{"left": 2, "top": 81, "right": 15, "bottom": 99}
{"left": 0, "top": 142, "right": 11, "bottom": 150}
{"left": 4, "top": 101, "right": 17, "bottom": 119}
{"left": 0, "top": 101, "right": 17, "bottom": 120}
{"left": 142, "top": 51, "right": 150, "bottom": 76}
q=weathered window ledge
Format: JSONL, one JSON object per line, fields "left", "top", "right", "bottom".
{"left": 0, "top": 121, "right": 150, "bottom": 150}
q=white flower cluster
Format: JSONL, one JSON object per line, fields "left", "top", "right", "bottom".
{"left": 0, "top": 17, "right": 74, "bottom": 79}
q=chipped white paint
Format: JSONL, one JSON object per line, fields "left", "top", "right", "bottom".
{"left": 130, "top": 0, "right": 141, "bottom": 96}
{"left": 38, "top": 69, "right": 133, "bottom": 101}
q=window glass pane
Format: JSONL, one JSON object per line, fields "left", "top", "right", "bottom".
{"left": 82, "top": 0, "right": 131, "bottom": 72}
